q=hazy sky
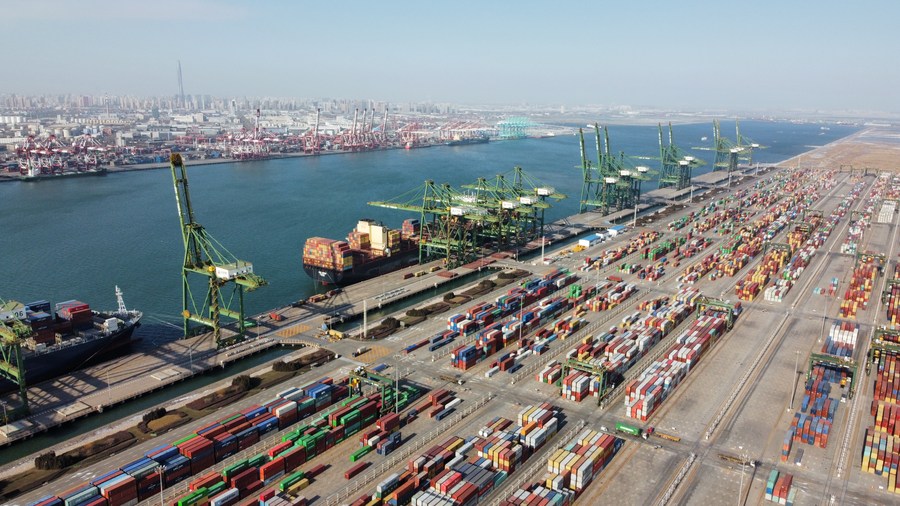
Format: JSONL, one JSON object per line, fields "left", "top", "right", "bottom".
{"left": 3, "top": 0, "right": 898, "bottom": 112}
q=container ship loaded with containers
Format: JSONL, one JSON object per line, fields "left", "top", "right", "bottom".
{"left": 0, "top": 288, "right": 142, "bottom": 387}
{"left": 302, "top": 219, "right": 420, "bottom": 286}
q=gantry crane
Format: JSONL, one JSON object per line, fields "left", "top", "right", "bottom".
{"left": 0, "top": 299, "right": 30, "bottom": 420}
{"left": 734, "top": 120, "right": 765, "bottom": 166}
{"left": 369, "top": 167, "right": 563, "bottom": 269}
{"left": 578, "top": 124, "right": 654, "bottom": 214}
{"left": 169, "top": 154, "right": 267, "bottom": 347}
{"left": 694, "top": 120, "right": 765, "bottom": 173}
{"left": 461, "top": 167, "right": 565, "bottom": 249}
{"left": 369, "top": 179, "right": 479, "bottom": 268}
{"left": 658, "top": 123, "right": 704, "bottom": 190}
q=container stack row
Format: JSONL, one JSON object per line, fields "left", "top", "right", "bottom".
{"left": 580, "top": 230, "right": 660, "bottom": 271}
{"left": 840, "top": 260, "right": 879, "bottom": 319}
{"left": 885, "top": 263, "right": 900, "bottom": 328}
{"left": 451, "top": 292, "right": 574, "bottom": 372}
{"left": 862, "top": 349, "right": 900, "bottom": 493}
{"left": 499, "top": 428, "right": 623, "bottom": 506}
{"left": 735, "top": 247, "right": 789, "bottom": 301}
{"left": 35, "top": 377, "right": 353, "bottom": 506}
{"left": 562, "top": 287, "right": 702, "bottom": 405}
{"left": 585, "top": 279, "right": 637, "bottom": 312}
{"left": 346, "top": 404, "right": 561, "bottom": 506}
{"left": 625, "top": 310, "right": 731, "bottom": 422}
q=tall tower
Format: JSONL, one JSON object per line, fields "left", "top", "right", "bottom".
{"left": 177, "top": 60, "right": 185, "bottom": 109}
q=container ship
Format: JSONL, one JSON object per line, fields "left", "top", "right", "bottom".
{"left": 445, "top": 135, "right": 489, "bottom": 147}
{"left": 302, "top": 219, "right": 420, "bottom": 285}
{"left": 0, "top": 287, "right": 142, "bottom": 387}
{"left": 20, "top": 166, "right": 107, "bottom": 181}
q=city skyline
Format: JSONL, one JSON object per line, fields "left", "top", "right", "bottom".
{"left": 1, "top": 0, "right": 898, "bottom": 113}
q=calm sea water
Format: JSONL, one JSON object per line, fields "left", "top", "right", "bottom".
{"left": 0, "top": 120, "right": 857, "bottom": 341}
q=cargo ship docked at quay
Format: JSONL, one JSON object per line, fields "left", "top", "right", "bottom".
{"left": 302, "top": 219, "right": 420, "bottom": 286}
{"left": 445, "top": 135, "right": 489, "bottom": 147}
{"left": 0, "top": 287, "right": 142, "bottom": 387}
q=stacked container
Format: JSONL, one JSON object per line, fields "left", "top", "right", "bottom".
{"left": 764, "top": 469, "right": 796, "bottom": 505}
{"left": 862, "top": 349, "right": 900, "bottom": 493}
{"left": 625, "top": 314, "right": 729, "bottom": 421}
{"left": 886, "top": 264, "right": 900, "bottom": 328}
{"left": 821, "top": 321, "right": 858, "bottom": 358}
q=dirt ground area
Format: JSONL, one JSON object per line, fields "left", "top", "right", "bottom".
{"left": 781, "top": 127, "right": 900, "bottom": 171}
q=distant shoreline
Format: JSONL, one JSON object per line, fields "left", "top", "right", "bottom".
{"left": 0, "top": 126, "right": 867, "bottom": 184}
{"left": 0, "top": 143, "right": 426, "bottom": 182}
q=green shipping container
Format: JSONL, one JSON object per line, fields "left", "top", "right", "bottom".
{"left": 279, "top": 470, "right": 306, "bottom": 492}
{"left": 615, "top": 422, "right": 641, "bottom": 437}
{"left": 248, "top": 454, "right": 268, "bottom": 468}
{"left": 206, "top": 481, "right": 227, "bottom": 496}
{"left": 350, "top": 445, "right": 372, "bottom": 462}
{"left": 222, "top": 460, "right": 249, "bottom": 478}
{"left": 177, "top": 489, "right": 207, "bottom": 506}
{"left": 173, "top": 434, "right": 198, "bottom": 447}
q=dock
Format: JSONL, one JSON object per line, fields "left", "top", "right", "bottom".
{"left": 0, "top": 169, "right": 749, "bottom": 447}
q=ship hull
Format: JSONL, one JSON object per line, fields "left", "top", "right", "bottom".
{"left": 445, "top": 137, "right": 489, "bottom": 147}
{"left": 21, "top": 168, "right": 108, "bottom": 181}
{"left": 304, "top": 249, "right": 418, "bottom": 286}
{"left": 4, "top": 319, "right": 140, "bottom": 389}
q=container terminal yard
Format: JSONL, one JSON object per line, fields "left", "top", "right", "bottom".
{"left": 3, "top": 129, "right": 900, "bottom": 506}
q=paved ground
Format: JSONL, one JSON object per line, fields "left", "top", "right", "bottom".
{"left": 8, "top": 128, "right": 900, "bottom": 505}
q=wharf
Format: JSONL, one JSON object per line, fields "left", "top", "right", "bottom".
{"left": 0, "top": 165, "right": 761, "bottom": 447}
{"left": 0, "top": 334, "right": 290, "bottom": 445}
{"left": 0, "top": 171, "right": 736, "bottom": 446}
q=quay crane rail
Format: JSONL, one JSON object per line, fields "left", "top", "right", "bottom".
{"left": 169, "top": 154, "right": 267, "bottom": 348}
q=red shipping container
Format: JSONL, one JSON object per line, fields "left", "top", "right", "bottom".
{"left": 282, "top": 446, "right": 306, "bottom": 472}
{"left": 190, "top": 471, "right": 223, "bottom": 491}
{"left": 345, "top": 461, "right": 370, "bottom": 479}
{"left": 230, "top": 467, "right": 258, "bottom": 490}
{"left": 241, "top": 480, "right": 263, "bottom": 499}
{"left": 103, "top": 475, "right": 138, "bottom": 506}
{"left": 259, "top": 457, "right": 285, "bottom": 482}
{"left": 306, "top": 464, "right": 326, "bottom": 479}
{"left": 259, "top": 489, "right": 276, "bottom": 502}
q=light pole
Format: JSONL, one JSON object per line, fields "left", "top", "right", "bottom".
{"left": 158, "top": 464, "right": 166, "bottom": 506}
{"left": 0, "top": 400, "right": 7, "bottom": 425}
{"left": 737, "top": 447, "right": 747, "bottom": 506}
{"left": 790, "top": 350, "right": 799, "bottom": 410}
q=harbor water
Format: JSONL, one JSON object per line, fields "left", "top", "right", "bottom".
{"left": 0, "top": 120, "right": 857, "bottom": 344}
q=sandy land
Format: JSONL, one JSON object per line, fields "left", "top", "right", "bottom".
{"left": 779, "top": 127, "right": 900, "bottom": 172}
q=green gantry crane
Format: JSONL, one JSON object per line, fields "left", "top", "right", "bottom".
{"left": 658, "top": 122, "right": 704, "bottom": 191}
{"left": 369, "top": 167, "right": 563, "bottom": 269}
{"left": 694, "top": 120, "right": 765, "bottom": 173}
{"left": 0, "top": 299, "right": 30, "bottom": 421}
{"left": 870, "top": 329, "right": 900, "bottom": 377}
{"left": 578, "top": 124, "right": 655, "bottom": 214}
{"left": 169, "top": 154, "right": 267, "bottom": 347}
{"left": 370, "top": 179, "right": 481, "bottom": 269}
{"left": 560, "top": 358, "right": 608, "bottom": 406}
{"left": 461, "top": 167, "right": 565, "bottom": 251}
{"left": 696, "top": 296, "right": 737, "bottom": 329}
{"left": 807, "top": 353, "right": 858, "bottom": 399}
